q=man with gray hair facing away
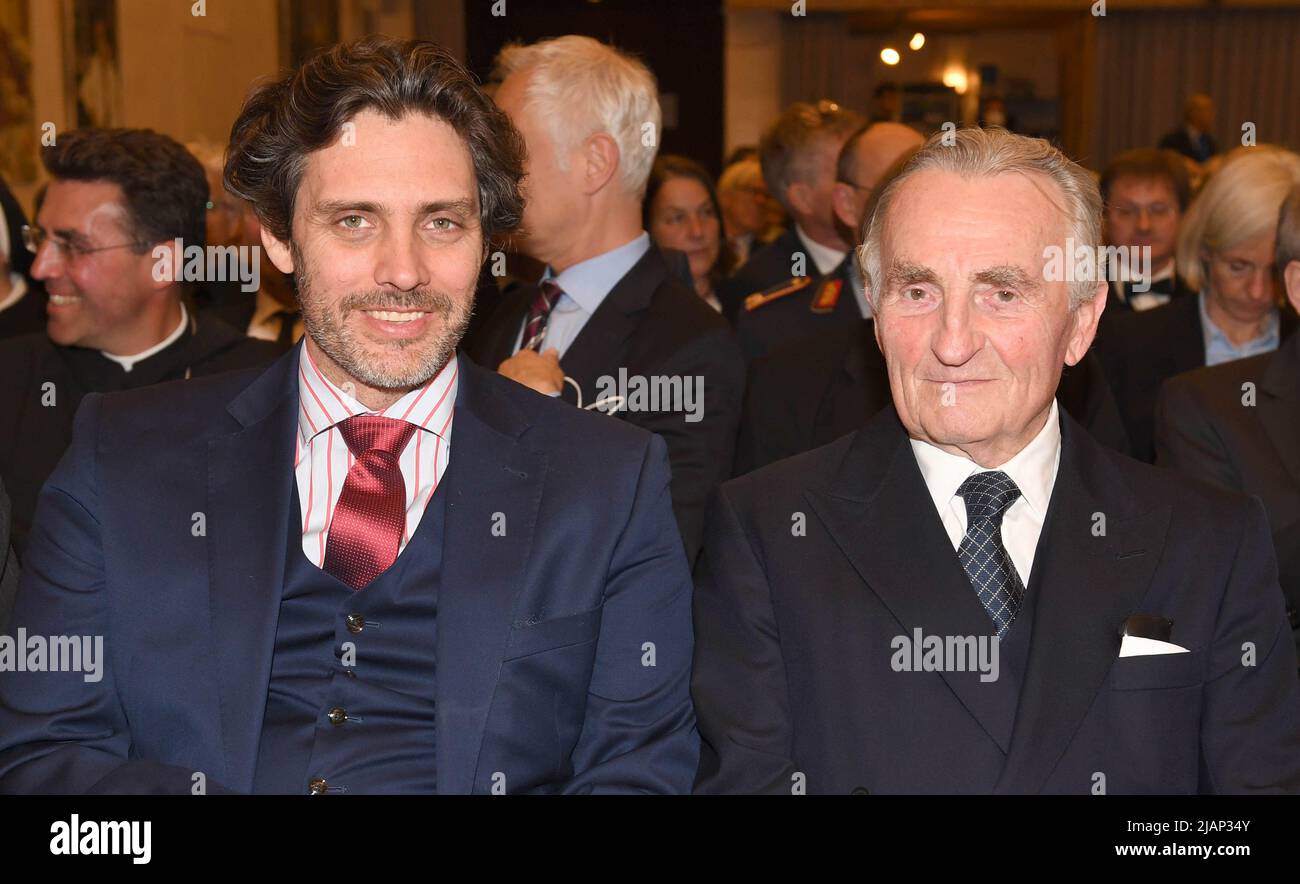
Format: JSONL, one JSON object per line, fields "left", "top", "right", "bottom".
{"left": 692, "top": 127, "right": 1300, "bottom": 794}
{"left": 465, "top": 36, "right": 743, "bottom": 565}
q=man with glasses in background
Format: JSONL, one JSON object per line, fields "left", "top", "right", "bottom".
{"left": 1097, "top": 149, "right": 1192, "bottom": 313}
{"left": 0, "top": 127, "right": 277, "bottom": 556}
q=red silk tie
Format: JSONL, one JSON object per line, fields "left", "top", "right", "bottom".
{"left": 322, "top": 415, "right": 419, "bottom": 590}
{"left": 520, "top": 280, "right": 563, "bottom": 351}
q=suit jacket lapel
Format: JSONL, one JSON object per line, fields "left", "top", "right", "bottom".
{"left": 435, "top": 357, "right": 546, "bottom": 792}
{"left": 1175, "top": 292, "right": 1207, "bottom": 373}
{"left": 207, "top": 345, "right": 300, "bottom": 791}
{"left": 1259, "top": 335, "right": 1300, "bottom": 488}
{"left": 995, "top": 415, "right": 1171, "bottom": 793}
{"left": 804, "top": 408, "right": 1019, "bottom": 751}
{"left": 558, "top": 248, "right": 664, "bottom": 406}
{"left": 471, "top": 284, "right": 531, "bottom": 370}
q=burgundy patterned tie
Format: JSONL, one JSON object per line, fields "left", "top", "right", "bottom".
{"left": 520, "top": 280, "right": 563, "bottom": 351}
{"left": 322, "top": 415, "right": 418, "bottom": 590}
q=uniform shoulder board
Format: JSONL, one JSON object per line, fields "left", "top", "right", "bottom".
{"left": 744, "top": 276, "right": 813, "bottom": 312}
{"left": 809, "top": 277, "right": 843, "bottom": 314}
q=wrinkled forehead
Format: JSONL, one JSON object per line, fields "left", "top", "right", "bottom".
{"left": 881, "top": 168, "right": 1071, "bottom": 272}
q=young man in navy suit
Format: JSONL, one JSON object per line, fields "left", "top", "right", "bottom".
{"left": 0, "top": 37, "right": 698, "bottom": 795}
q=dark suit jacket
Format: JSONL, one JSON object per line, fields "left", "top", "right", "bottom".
{"left": 0, "top": 283, "right": 46, "bottom": 341}
{"left": 464, "top": 246, "right": 744, "bottom": 564}
{"left": 734, "top": 255, "right": 862, "bottom": 363}
{"left": 1094, "top": 292, "right": 1298, "bottom": 462}
{"left": 0, "top": 476, "right": 18, "bottom": 634}
{"left": 0, "top": 176, "right": 46, "bottom": 342}
{"left": 0, "top": 349, "right": 698, "bottom": 794}
{"left": 735, "top": 320, "right": 1131, "bottom": 474}
{"left": 1103, "top": 273, "right": 1189, "bottom": 314}
{"left": 718, "top": 227, "right": 804, "bottom": 323}
{"left": 1155, "top": 333, "right": 1300, "bottom": 646}
{"left": 693, "top": 406, "right": 1300, "bottom": 793}
{"left": 193, "top": 279, "right": 258, "bottom": 334}
{"left": 0, "top": 313, "right": 279, "bottom": 558}
{"left": 1158, "top": 128, "right": 1218, "bottom": 164}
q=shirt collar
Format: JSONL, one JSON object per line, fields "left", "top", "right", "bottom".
{"left": 542, "top": 232, "right": 652, "bottom": 314}
{"left": 296, "top": 342, "right": 459, "bottom": 445}
{"left": 909, "top": 398, "right": 1062, "bottom": 522}
{"left": 794, "top": 224, "right": 847, "bottom": 276}
{"left": 0, "top": 273, "right": 27, "bottom": 313}
{"left": 1198, "top": 289, "right": 1278, "bottom": 352}
{"left": 101, "top": 302, "right": 189, "bottom": 373}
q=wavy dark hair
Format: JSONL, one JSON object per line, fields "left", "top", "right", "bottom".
{"left": 42, "top": 127, "right": 208, "bottom": 252}
{"left": 224, "top": 37, "right": 525, "bottom": 246}
{"left": 643, "top": 154, "right": 736, "bottom": 289}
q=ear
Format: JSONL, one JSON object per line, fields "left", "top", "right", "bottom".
{"left": 144, "top": 239, "right": 179, "bottom": 292}
{"left": 581, "top": 132, "right": 622, "bottom": 195}
{"left": 831, "top": 183, "right": 858, "bottom": 231}
{"left": 1063, "top": 281, "right": 1108, "bottom": 367}
{"left": 785, "top": 181, "right": 815, "bottom": 218}
{"left": 261, "top": 225, "right": 295, "bottom": 275}
{"left": 1284, "top": 260, "right": 1300, "bottom": 314}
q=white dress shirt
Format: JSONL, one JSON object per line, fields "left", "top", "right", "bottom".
{"left": 794, "top": 223, "right": 846, "bottom": 277}
{"left": 846, "top": 255, "right": 872, "bottom": 319}
{"left": 512, "top": 232, "right": 652, "bottom": 357}
{"left": 909, "top": 399, "right": 1062, "bottom": 587}
{"left": 294, "top": 344, "right": 458, "bottom": 567}
{"left": 1114, "top": 259, "right": 1175, "bottom": 312}
{"left": 100, "top": 302, "right": 190, "bottom": 372}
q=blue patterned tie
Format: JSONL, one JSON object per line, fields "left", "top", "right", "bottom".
{"left": 956, "top": 470, "right": 1025, "bottom": 638}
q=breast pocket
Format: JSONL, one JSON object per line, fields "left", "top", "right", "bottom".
{"left": 503, "top": 607, "right": 603, "bottom": 661}
{"left": 1109, "top": 649, "right": 1205, "bottom": 691}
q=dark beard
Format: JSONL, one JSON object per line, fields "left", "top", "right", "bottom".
{"left": 291, "top": 242, "right": 473, "bottom": 392}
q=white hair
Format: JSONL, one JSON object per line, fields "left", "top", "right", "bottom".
{"left": 495, "top": 35, "right": 661, "bottom": 197}
{"left": 858, "top": 126, "right": 1104, "bottom": 310}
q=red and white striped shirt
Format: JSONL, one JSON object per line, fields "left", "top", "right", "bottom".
{"left": 294, "top": 345, "right": 458, "bottom": 567}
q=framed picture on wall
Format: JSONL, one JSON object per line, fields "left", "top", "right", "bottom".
{"left": 0, "top": 0, "right": 37, "bottom": 184}
{"left": 62, "top": 0, "right": 121, "bottom": 128}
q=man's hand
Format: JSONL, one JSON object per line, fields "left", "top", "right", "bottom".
{"left": 498, "top": 348, "right": 565, "bottom": 396}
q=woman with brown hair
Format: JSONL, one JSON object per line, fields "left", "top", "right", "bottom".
{"left": 643, "top": 154, "right": 734, "bottom": 312}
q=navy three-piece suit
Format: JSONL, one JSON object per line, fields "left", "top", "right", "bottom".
{"left": 0, "top": 346, "right": 698, "bottom": 793}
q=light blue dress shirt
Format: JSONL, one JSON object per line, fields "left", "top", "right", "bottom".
{"left": 513, "top": 232, "right": 652, "bottom": 358}
{"left": 1198, "top": 290, "right": 1280, "bottom": 367}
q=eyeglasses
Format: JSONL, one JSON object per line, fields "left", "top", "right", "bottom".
{"left": 22, "top": 224, "right": 142, "bottom": 263}
{"left": 1106, "top": 203, "right": 1175, "bottom": 222}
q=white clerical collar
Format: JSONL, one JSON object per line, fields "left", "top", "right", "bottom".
{"left": 101, "top": 302, "right": 190, "bottom": 373}
{"left": 909, "top": 398, "right": 1062, "bottom": 523}
{"left": 794, "top": 224, "right": 847, "bottom": 277}
{"left": 0, "top": 273, "right": 27, "bottom": 314}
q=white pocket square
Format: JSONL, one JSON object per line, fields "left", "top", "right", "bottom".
{"left": 1118, "top": 634, "right": 1190, "bottom": 657}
